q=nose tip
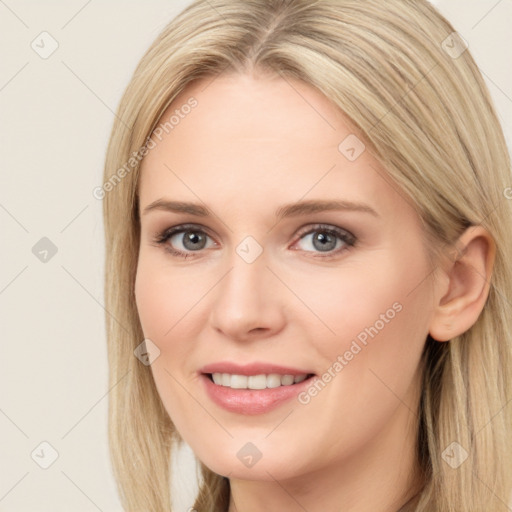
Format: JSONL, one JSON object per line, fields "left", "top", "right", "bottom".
{"left": 208, "top": 255, "right": 285, "bottom": 342}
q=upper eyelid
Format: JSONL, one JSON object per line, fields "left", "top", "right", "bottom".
{"left": 158, "top": 223, "right": 216, "bottom": 241}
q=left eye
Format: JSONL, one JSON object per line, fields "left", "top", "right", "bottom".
{"left": 293, "top": 226, "right": 356, "bottom": 254}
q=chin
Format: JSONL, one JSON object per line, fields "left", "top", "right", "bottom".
{"left": 191, "top": 438, "right": 307, "bottom": 482}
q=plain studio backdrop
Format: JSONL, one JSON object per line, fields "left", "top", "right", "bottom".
{"left": 0, "top": 1, "right": 511, "bottom": 511}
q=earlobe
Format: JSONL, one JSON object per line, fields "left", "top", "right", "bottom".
{"left": 428, "top": 226, "right": 495, "bottom": 342}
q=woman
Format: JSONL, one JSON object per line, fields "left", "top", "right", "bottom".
{"left": 102, "top": 1, "right": 512, "bottom": 510}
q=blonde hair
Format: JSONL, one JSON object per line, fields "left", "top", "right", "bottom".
{"left": 102, "top": 1, "right": 512, "bottom": 510}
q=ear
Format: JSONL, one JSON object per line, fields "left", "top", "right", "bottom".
{"left": 429, "top": 226, "right": 496, "bottom": 342}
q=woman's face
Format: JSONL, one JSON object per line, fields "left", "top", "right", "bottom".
{"left": 135, "top": 71, "right": 438, "bottom": 482}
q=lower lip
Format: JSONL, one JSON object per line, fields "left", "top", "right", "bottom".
{"left": 201, "top": 374, "right": 314, "bottom": 415}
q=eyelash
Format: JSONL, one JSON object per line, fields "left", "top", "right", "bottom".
{"left": 152, "top": 223, "right": 357, "bottom": 260}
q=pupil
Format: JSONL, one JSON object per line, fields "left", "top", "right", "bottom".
{"left": 184, "top": 231, "right": 205, "bottom": 250}
{"left": 313, "top": 232, "right": 335, "bottom": 251}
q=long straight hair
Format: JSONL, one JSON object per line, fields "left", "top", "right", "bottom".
{"left": 102, "top": 1, "right": 512, "bottom": 510}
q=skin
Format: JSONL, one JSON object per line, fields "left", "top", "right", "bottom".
{"left": 134, "top": 70, "right": 495, "bottom": 512}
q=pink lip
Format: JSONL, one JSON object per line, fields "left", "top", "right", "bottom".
{"left": 199, "top": 361, "right": 312, "bottom": 376}
{"left": 199, "top": 361, "right": 315, "bottom": 415}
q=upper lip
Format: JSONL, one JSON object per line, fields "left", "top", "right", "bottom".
{"left": 200, "top": 361, "right": 314, "bottom": 376}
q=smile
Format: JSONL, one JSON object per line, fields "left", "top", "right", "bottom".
{"left": 199, "top": 363, "right": 316, "bottom": 414}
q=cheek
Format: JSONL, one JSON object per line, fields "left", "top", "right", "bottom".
{"left": 134, "top": 268, "right": 172, "bottom": 343}
{"left": 298, "top": 251, "right": 432, "bottom": 420}
{"left": 134, "top": 254, "right": 214, "bottom": 398}
{"left": 287, "top": 251, "right": 433, "bottom": 359}
{"left": 134, "top": 257, "right": 198, "bottom": 404}
{"left": 134, "top": 255, "right": 205, "bottom": 344}
{"left": 134, "top": 260, "right": 197, "bottom": 426}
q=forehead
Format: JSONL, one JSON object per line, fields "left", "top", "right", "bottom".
{"left": 137, "top": 72, "right": 413, "bottom": 223}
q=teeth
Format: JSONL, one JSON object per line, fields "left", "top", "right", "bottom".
{"left": 230, "top": 375, "right": 247, "bottom": 389}
{"left": 282, "top": 374, "right": 295, "bottom": 385}
{"left": 211, "top": 372, "right": 309, "bottom": 389}
{"left": 248, "top": 374, "right": 267, "bottom": 389}
{"left": 266, "top": 373, "right": 282, "bottom": 388}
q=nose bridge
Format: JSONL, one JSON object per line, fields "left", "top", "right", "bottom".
{"left": 219, "top": 246, "right": 269, "bottom": 315}
{"left": 209, "top": 241, "right": 284, "bottom": 339}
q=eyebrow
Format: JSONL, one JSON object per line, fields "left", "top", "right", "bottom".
{"left": 142, "top": 198, "right": 379, "bottom": 219}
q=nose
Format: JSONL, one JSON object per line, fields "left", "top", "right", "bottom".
{"left": 208, "top": 248, "right": 286, "bottom": 342}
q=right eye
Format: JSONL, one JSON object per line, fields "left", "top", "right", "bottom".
{"left": 153, "top": 224, "right": 217, "bottom": 258}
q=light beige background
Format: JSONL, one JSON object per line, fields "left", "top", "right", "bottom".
{"left": 1, "top": 1, "right": 511, "bottom": 511}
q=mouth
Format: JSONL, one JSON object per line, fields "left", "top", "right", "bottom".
{"left": 199, "top": 363, "right": 317, "bottom": 414}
